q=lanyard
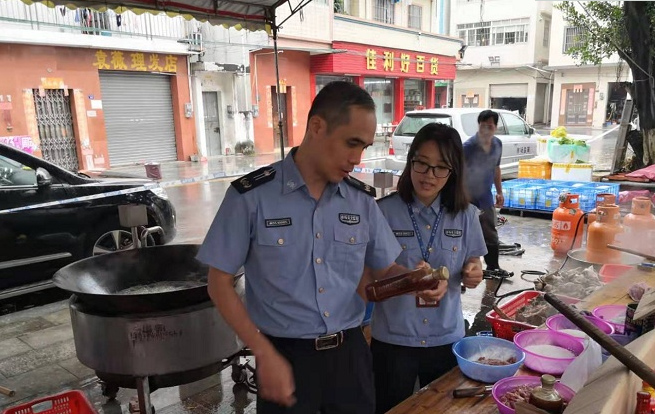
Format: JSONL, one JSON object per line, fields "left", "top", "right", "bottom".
{"left": 406, "top": 203, "right": 443, "bottom": 262}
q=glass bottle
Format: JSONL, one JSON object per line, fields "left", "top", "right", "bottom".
{"left": 365, "top": 266, "right": 449, "bottom": 302}
{"left": 528, "top": 375, "right": 564, "bottom": 414}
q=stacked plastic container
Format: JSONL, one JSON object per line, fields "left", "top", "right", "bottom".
{"left": 491, "top": 179, "right": 620, "bottom": 213}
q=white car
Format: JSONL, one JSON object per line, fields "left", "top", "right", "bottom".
{"left": 387, "top": 108, "right": 540, "bottom": 175}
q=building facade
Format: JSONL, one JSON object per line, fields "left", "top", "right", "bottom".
{"left": 249, "top": 0, "right": 462, "bottom": 153}
{"left": 546, "top": 2, "right": 631, "bottom": 129}
{"left": 450, "top": 0, "right": 553, "bottom": 125}
{"left": 0, "top": 0, "right": 199, "bottom": 169}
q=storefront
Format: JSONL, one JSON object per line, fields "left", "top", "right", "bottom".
{"left": 311, "top": 41, "right": 457, "bottom": 127}
{"left": 0, "top": 44, "right": 195, "bottom": 170}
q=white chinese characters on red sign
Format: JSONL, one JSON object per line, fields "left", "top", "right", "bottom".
{"left": 366, "top": 49, "right": 438, "bottom": 75}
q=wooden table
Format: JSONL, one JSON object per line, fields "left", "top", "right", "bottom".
{"left": 387, "top": 266, "right": 655, "bottom": 414}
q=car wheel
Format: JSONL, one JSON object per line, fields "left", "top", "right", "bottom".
{"left": 86, "top": 220, "right": 156, "bottom": 257}
{"left": 92, "top": 229, "right": 135, "bottom": 256}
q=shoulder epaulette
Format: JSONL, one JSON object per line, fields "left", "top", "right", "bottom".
{"left": 344, "top": 176, "right": 376, "bottom": 197}
{"left": 376, "top": 191, "right": 398, "bottom": 203}
{"left": 231, "top": 166, "right": 276, "bottom": 194}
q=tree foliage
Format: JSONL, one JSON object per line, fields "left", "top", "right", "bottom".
{"left": 556, "top": 1, "right": 655, "bottom": 167}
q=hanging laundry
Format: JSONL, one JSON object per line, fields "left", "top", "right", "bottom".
{"left": 116, "top": 14, "right": 122, "bottom": 27}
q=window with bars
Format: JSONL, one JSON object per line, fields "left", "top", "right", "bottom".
{"left": 408, "top": 5, "right": 422, "bottom": 30}
{"left": 374, "top": 0, "right": 394, "bottom": 24}
{"left": 457, "top": 18, "right": 529, "bottom": 47}
{"left": 563, "top": 27, "right": 585, "bottom": 52}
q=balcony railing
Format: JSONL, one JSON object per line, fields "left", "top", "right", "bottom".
{"left": 0, "top": 0, "right": 200, "bottom": 42}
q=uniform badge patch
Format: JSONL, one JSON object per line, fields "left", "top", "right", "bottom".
{"left": 393, "top": 230, "right": 415, "bottom": 237}
{"left": 339, "top": 213, "right": 360, "bottom": 225}
{"left": 444, "top": 229, "right": 463, "bottom": 238}
{"left": 265, "top": 218, "right": 292, "bottom": 228}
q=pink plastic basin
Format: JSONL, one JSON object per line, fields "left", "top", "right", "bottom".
{"left": 598, "top": 264, "right": 633, "bottom": 283}
{"left": 545, "top": 314, "right": 615, "bottom": 339}
{"left": 492, "top": 375, "right": 576, "bottom": 414}
{"left": 592, "top": 305, "right": 628, "bottom": 335}
{"left": 513, "top": 329, "right": 585, "bottom": 375}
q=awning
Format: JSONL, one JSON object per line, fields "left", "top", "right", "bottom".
{"left": 21, "top": 0, "right": 305, "bottom": 32}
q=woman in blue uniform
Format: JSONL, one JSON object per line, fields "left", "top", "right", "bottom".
{"left": 370, "top": 123, "right": 487, "bottom": 413}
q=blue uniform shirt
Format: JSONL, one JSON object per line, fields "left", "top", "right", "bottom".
{"left": 371, "top": 193, "right": 487, "bottom": 347}
{"left": 463, "top": 133, "right": 502, "bottom": 209}
{"left": 196, "top": 149, "right": 402, "bottom": 339}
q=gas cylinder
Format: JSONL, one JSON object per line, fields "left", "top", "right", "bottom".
{"left": 620, "top": 197, "right": 655, "bottom": 250}
{"left": 587, "top": 193, "right": 616, "bottom": 226}
{"left": 586, "top": 204, "right": 624, "bottom": 264}
{"left": 551, "top": 193, "right": 585, "bottom": 254}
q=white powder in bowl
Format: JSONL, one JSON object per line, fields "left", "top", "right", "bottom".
{"left": 525, "top": 344, "right": 576, "bottom": 359}
{"left": 559, "top": 329, "right": 588, "bottom": 339}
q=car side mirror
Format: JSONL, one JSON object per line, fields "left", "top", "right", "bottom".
{"left": 528, "top": 127, "right": 535, "bottom": 135}
{"left": 36, "top": 168, "right": 52, "bottom": 187}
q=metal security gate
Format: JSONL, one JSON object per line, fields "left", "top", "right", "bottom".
{"left": 33, "top": 89, "right": 79, "bottom": 171}
{"left": 99, "top": 72, "right": 177, "bottom": 166}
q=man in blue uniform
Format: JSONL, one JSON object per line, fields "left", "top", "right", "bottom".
{"left": 197, "top": 82, "right": 424, "bottom": 414}
{"left": 463, "top": 110, "right": 504, "bottom": 271}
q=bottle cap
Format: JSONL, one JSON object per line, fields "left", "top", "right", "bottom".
{"left": 542, "top": 374, "right": 557, "bottom": 386}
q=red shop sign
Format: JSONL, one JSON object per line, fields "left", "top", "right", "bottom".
{"left": 311, "top": 41, "right": 457, "bottom": 80}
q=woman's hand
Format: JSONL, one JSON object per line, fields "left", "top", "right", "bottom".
{"left": 462, "top": 259, "right": 483, "bottom": 289}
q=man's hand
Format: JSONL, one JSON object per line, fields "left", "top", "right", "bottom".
{"left": 495, "top": 192, "right": 504, "bottom": 208}
{"left": 416, "top": 280, "right": 448, "bottom": 302}
{"left": 461, "top": 260, "right": 483, "bottom": 289}
{"left": 256, "top": 347, "right": 296, "bottom": 407}
{"left": 414, "top": 260, "right": 447, "bottom": 302}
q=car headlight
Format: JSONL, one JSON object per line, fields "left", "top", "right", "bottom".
{"left": 150, "top": 187, "right": 169, "bottom": 199}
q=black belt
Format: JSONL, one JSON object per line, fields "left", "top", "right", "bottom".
{"left": 266, "top": 327, "right": 361, "bottom": 351}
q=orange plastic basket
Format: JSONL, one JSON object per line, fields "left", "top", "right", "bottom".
{"left": 2, "top": 390, "right": 96, "bottom": 414}
{"left": 485, "top": 291, "right": 580, "bottom": 341}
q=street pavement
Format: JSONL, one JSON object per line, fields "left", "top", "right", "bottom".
{"left": 0, "top": 128, "right": 622, "bottom": 413}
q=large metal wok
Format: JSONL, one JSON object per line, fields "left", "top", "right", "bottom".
{"left": 53, "top": 244, "right": 213, "bottom": 314}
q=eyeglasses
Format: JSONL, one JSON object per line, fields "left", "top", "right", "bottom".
{"left": 411, "top": 160, "right": 452, "bottom": 178}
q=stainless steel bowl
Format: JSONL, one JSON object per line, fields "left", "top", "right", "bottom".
{"left": 567, "top": 248, "right": 643, "bottom": 268}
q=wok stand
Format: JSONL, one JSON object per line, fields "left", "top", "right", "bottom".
{"left": 53, "top": 245, "right": 253, "bottom": 413}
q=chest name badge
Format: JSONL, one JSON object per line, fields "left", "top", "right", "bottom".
{"left": 339, "top": 213, "right": 360, "bottom": 225}
{"left": 393, "top": 230, "right": 415, "bottom": 237}
{"left": 265, "top": 218, "right": 292, "bottom": 228}
{"left": 444, "top": 229, "right": 463, "bottom": 238}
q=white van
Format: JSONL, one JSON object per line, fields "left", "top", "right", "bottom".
{"left": 388, "top": 108, "right": 540, "bottom": 175}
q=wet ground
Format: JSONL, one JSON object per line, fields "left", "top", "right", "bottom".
{"left": 0, "top": 127, "right": 623, "bottom": 413}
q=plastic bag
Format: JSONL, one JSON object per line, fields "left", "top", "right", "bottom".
{"left": 560, "top": 339, "right": 602, "bottom": 392}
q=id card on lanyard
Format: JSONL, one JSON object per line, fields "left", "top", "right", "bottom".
{"left": 406, "top": 203, "right": 444, "bottom": 308}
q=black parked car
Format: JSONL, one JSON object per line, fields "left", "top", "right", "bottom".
{"left": 0, "top": 143, "right": 176, "bottom": 296}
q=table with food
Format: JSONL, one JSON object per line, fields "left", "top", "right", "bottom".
{"left": 385, "top": 261, "right": 655, "bottom": 414}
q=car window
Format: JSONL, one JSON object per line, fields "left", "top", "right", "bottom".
{"left": 460, "top": 113, "right": 480, "bottom": 137}
{"left": 502, "top": 113, "right": 528, "bottom": 136}
{"left": 395, "top": 115, "right": 452, "bottom": 136}
{"left": 0, "top": 155, "right": 37, "bottom": 186}
{"left": 461, "top": 112, "right": 509, "bottom": 136}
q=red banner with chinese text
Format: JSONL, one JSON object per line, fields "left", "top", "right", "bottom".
{"left": 311, "top": 42, "right": 456, "bottom": 80}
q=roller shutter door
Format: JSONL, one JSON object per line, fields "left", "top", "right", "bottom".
{"left": 489, "top": 83, "right": 528, "bottom": 98}
{"left": 100, "top": 72, "right": 177, "bottom": 165}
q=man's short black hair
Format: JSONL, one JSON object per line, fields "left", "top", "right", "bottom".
{"left": 307, "top": 81, "right": 376, "bottom": 133}
{"left": 477, "top": 110, "right": 499, "bottom": 126}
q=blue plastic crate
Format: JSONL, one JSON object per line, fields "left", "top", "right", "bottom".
{"left": 536, "top": 185, "right": 569, "bottom": 212}
{"left": 510, "top": 185, "right": 542, "bottom": 209}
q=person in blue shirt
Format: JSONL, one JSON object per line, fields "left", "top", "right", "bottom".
{"left": 462, "top": 110, "right": 504, "bottom": 271}
{"left": 369, "top": 123, "right": 487, "bottom": 414}
{"left": 196, "top": 81, "right": 437, "bottom": 414}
